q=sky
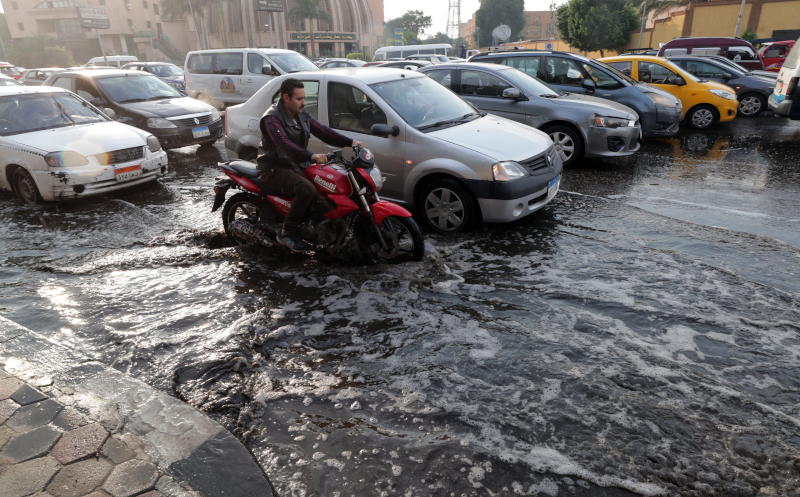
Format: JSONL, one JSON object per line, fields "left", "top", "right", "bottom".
{"left": 385, "top": 0, "right": 567, "bottom": 37}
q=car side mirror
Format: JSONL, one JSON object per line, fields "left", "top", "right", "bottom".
{"left": 102, "top": 108, "right": 117, "bottom": 120}
{"left": 261, "top": 65, "right": 273, "bottom": 75}
{"left": 582, "top": 78, "right": 597, "bottom": 93}
{"left": 370, "top": 123, "right": 399, "bottom": 137}
{"left": 89, "top": 97, "right": 106, "bottom": 107}
{"left": 502, "top": 88, "right": 526, "bottom": 100}
{"left": 669, "top": 75, "right": 686, "bottom": 86}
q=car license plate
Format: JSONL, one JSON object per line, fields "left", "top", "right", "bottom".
{"left": 115, "top": 165, "right": 142, "bottom": 182}
{"left": 192, "top": 126, "right": 210, "bottom": 138}
{"left": 547, "top": 175, "right": 560, "bottom": 193}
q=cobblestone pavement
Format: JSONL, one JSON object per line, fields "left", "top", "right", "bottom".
{"left": 0, "top": 368, "right": 200, "bottom": 497}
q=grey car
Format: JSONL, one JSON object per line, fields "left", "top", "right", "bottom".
{"left": 420, "top": 62, "right": 641, "bottom": 167}
{"left": 469, "top": 50, "right": 682, "bottom": 138}
{"left": 667, "top": 55, "right": 776, "bottom": 116}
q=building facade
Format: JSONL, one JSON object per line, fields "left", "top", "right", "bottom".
{"left": 460, "top": 10, "right": 558, "bottom": 49}
{"left": 2, "top": 0, "right": 384, "bottom": 64}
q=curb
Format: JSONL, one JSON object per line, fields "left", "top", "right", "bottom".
{"left": 0, "top": 315, "right": 276, "bottom": 497}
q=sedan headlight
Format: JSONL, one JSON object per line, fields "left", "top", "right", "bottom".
{"left": 646, "top": 92, "right": 677, "bottom": 108}
{"left": 45, "top": 151, "right": 88, "bottom": 167}
{"left": 147, "top": 117, "right": 177, "bottom": 129}
{"left": 594, "top": 115, "right": 632, "bottom": 128}
{"left": 210, "top": 109, "right": 221, "bottom": 122}
{"left": 146, "top": 135, "right": 162, "bottom": 152}
{"left": 709, "top": 89, "right": 736, "bottom": 100}
{"left": 492, "top": 161, "right": 527, "bottom": 181}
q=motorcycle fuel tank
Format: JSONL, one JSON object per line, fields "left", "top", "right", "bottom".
{"left": 306, "top": 164, "right": 353, "bottom": 196}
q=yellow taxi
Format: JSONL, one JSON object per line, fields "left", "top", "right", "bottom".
{"left": 599, "top": 55, "right": 739, "bottom": 129}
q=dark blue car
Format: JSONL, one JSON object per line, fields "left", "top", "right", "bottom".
{"left": 469, "top": 50, "right": 683, "bottom": 137}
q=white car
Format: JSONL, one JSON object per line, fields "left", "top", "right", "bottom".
{"left": 0, "top": 86, "right": 168, "bottom": 203}
{"left": 224, "top": 68, "right": 562, "bottom": 233}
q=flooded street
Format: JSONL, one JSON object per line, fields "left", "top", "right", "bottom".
{"left": 2, "top": 116, "right": 800, "bottom": 497}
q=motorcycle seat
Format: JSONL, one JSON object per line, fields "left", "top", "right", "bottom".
{"left": 228, "top": 160, "right": 260, "bottom": 178}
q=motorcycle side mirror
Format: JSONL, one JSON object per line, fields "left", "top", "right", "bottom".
{"left": 370, "top": 123, "right": 399, "bottom": 137}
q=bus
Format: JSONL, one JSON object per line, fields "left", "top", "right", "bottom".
{"left": 373, "top": 44, "right": 453, "bottom": 62}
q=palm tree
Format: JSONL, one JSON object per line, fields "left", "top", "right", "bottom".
{"left": 288, "top": 0, "right": 332, "bottom": 57}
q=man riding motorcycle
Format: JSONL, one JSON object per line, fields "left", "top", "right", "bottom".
{"left": 258, "top": 78, "right": 363, "bottom": 251}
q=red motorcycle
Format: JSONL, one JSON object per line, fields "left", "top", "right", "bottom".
{"left": 211, "top": 146, "right": 424, "bottom": 263}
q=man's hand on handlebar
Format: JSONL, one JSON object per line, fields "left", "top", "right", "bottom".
{"left": 352, "top": 140, "right": 364, "bottom": 149}
{"left": 311, "top": 153, "right": 329, "bottom": 164}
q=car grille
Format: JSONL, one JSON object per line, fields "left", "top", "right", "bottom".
{"left": 169, "top": 113, "right": 213, "bottom": 127}
{"left": 96, "top": 146, "right": 144, "bottom": 165}
{"left": 519, "top": 153, "right": 549, "bottom": 174}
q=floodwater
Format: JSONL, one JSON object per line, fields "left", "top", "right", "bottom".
{"left": 1, "top": 116, "right": 799, "bottom": 497}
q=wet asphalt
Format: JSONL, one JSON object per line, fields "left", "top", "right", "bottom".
{"left": 1, "top": 114, "right": 799, "bottom": 497}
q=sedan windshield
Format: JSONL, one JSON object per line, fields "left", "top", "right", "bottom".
{"left": 0, "top": 78, "right": 20, "bottom": 86}
{"left": 97, "top": 75, "right": 181, "bottom": 103}
{"left": 371, "top": 76, "right": 478, "bottom": 130}
{"left": 148, "top": 64, "right": 183, "bottom": 78}
{"left": 597, "top": 61, "right": 637, "bottom": 85}
{"left": 268, "top": 53, "right": 319, "bottom": 73}
{"left": 0, "top": 92, "right": 106, "bottom": 135}
{"left": 498, "top": 66, "right": 559, "bottom": 97}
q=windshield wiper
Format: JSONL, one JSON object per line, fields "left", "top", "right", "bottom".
{"left": 418, "top": 112, "right": 481, "bottom": 131}
{"left": 539, "top": 93, "right": 559, "bottom": 98}
{"left": 119, "top": 98, "right": 148, "bottom": 103}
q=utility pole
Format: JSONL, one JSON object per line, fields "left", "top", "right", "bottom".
{"left": 734, "top": 0, "right": 747, "bottom": 38}
{"left": 243, "top": 0, "right": 254, "bottom": 47}
{"left": 638, "top": 0, "right": 648, "bottom": 48}
{"left": 446, "top": 0, "right": 461, "bottom": 41}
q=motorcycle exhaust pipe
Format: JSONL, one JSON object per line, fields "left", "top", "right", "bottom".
{"left": 228, "top": 219, "right": 275, "bottom": 247}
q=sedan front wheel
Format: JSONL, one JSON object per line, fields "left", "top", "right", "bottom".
{"left": 418, "top": 179, "right": 476, "bottom": 234}
{"left": 739, "top": 93, "right": 765, "bottom": 117}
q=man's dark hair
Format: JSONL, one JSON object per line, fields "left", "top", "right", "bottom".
{"left": 280, "top": 78, "right": 304, "bottom": 98}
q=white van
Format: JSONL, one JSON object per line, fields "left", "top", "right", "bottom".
{"left": 85, "top": 55, "right": 138, "bottom": 68}
{"left": 769, "top": 36, "right": 800, "bottom": 119}
{"left": 183, "top": 48, "right": 318, "bottom": 108}
{"left": 373, "top": 44, "right": 452, "bottom": 62}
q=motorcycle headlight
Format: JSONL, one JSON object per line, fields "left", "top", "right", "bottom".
{"left": 146, "top": 135, "right": 162, "bottom": 152}
{"left": 492, "top": 161, "right": 527, "bottom": 181}
{"left": 210, "top": 109, "right": 221, "bottom": 122}
{"left": 709, "top": 89, "right": 736, "bottom": 100}
{"left": 45, "top": 151, "right": 88, "bottom": 167}
{"left": 594, "top": 115, "right": 632, "bottom": 128}
{"left": 369, "top": 166, "right": 384, "bottom": 191}
{"left": 146, "top": 117, "right": 177, "bottom": 129}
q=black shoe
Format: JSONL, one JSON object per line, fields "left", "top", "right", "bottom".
{"left": 276, "top": 230, "right": 311, "bottom": 252}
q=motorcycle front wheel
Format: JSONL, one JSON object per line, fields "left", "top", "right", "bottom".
{"left": 365, "top": 215, "right": 425, "bottom": 263}
{"left": 221, "top": 192, "right": 280, "bottom": 245}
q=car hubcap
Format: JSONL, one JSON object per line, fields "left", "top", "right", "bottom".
{"left": 692, "top": 109, "right": 714, "bottom": 128}
{"left": 550, "top": 132, "right": 575, "bottom": 162}
{"left": 425, "top": 188, "right": 465, "bottom": 231}
{"left": 16, "top": 173, "right": 37, "bottom": 203}
{"left": 740, "top": 96, "right": 761, "bottom": 115}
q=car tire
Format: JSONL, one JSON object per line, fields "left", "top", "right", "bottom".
{"left": 417, "top": 178, "right": 476, "bottom": 234}
{"left": 686, "top": 104, "right": 719, "bottom": 129}
{"left": 738, "top": 93, "right": 765, "bottom": 117}
{"left": 11, "top": 167, "right": 43, "bottom": 205}
{"left": 543, "top": 125, "right": 583, "bottom": 167}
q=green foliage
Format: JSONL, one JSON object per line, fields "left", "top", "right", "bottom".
{"left": 288, "top": 0, "right": 332, "bottom": 56}
{"left": 346, "top": 52, "right": 367, "bottom": 61}
{"left": 741, "top": 29, "right": 758, "bottom": 41}
{"left": 475, "top": 0, "right": 525, "bottom": 47}
{"left": 6, "top": 37, "right": 76, "bottom": 68}
{"left": 557, "top": 0, "right": 639, "bottom": 54}
{"left": 386, "top": 10, "right": 432, "bottom": 41}
{"left": 424, "top": 32, "right": 453, "bottom": 44}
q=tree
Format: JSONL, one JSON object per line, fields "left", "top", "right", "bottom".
{"left": 160, "top": 0, "right": 211, "bottom": 49}
{"left": 386, "top": 10, "right": 432, "bottom": 44}
{"left": 557, "top": 0, "right": 639, "bottom": 55}
{"left": 288, "top": 0, "right": 332, "bottom": 57}
{"left": 424, "top": 32, "right": 454, "bottom": 44}
{"left": 475, "top": 0, "right": 525, "bottom": 47}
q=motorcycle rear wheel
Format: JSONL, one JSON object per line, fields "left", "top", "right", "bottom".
{"left": 365, "top": 216, "right": 425, "bottom": 263}
{"left": 222, "top": 192, "right": 280, "bottom": 245}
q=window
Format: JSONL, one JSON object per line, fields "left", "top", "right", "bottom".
{"left": 0, "top": 93, "right": 105, "bottom": 136}
{"left": 505, "top": 56, "right": 541, "bottom": 78}
{"left": 128, "top": 19, "right": 134, "bottom": 29}
{"left": 638, "top": 61, "right": 680, "bottom": 85}
{"left": 247, "top": 53, "right": 269, "bottom": 74}
{"left": 143, "top": 0, "right": 148, "bottom": 7}
{"left": 146, "top": 21, "right": 152, "bottom": 29}
{"left": 458, "top": 69, "right": 511, "bottom": 97}
{"left": 154, "top": 3, "right": 159, "bottom": 15}
{"left": 540, "top": 57, "right": 585, "bottom": 86}
{"left": 18, "top": 22, "right": 24, "bottom": 31}
{"left": 728, "top": 47, "right": 757, "bottom": 61}
{"left": 99, "top": 0, "right": 105, "bottom": 4}
{"left": 679, "top": 61, "right": 728, "bottom": 80}
{"left": 425, "top": 69, "right": 453, "bottom": 89}
{"left": 764, "top": 46, "right": 786, "bottom": 58}
{"left": 213, "top": 53, "right": 243, "bottom": 75}
{"left": 581, "top": 63, "right": 622, "bottom": 89}
{"left": 50, "top": 77, "right": 74, "bottom": 92}
{"left": 606, "top": 61, "right": 632, "bottom": 77}
{"left": 690, "top": 47, "right": 721, "bottom": 56}
{"left": 328, "top": 83, "right": 387, "bottom": 134}
{"left": 271, "top": 80, "right": 320, "bottom": 119}
{"left": 187, "top": 54, "right": 213, "bottom": 74}
{"left": 11, "top": 1, "right": 18, "bottom": 9}
{"left": 75, "top": 78, "right": 101, "bottom": 101}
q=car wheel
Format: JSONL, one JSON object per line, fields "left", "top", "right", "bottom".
{"left": 11, "top": 167, "right": 43, "bottom": 204}
{"left": 543, "top": 125, "right": 583, "bottom": 167}
{"left": 418, "top": 178, "right": 476, "bottom": 234}
{"left": 738, "top": 93, "right": 765, "bottom": 117}
{"left": 687, "top": 105, "right": 719, "bottom": 129}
